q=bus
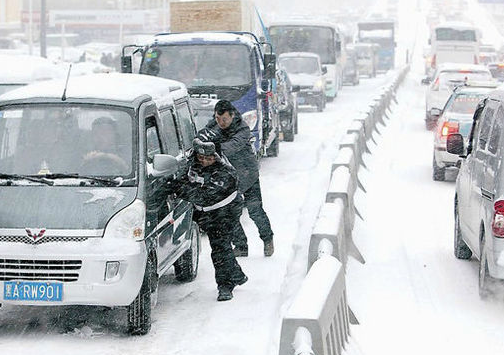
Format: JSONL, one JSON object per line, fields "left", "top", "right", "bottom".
{"left": 268, "top": 20, "right": 344, "bottom": 102}
{"left": 429, "top": 22, "right": 481, "bottom": 70}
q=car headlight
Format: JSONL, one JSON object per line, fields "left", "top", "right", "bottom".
{"left": 103, "top": 199, "right": 145, "bottom": 241}
{"left": 242, "top": 110, "right": 258, "bottom": 130}
{"left": 313, "top": 79, "right": 324, "bottom": 90}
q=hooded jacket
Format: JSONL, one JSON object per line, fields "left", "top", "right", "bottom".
{"left": 203, "top": 110, "right": 259, "bottom": 193}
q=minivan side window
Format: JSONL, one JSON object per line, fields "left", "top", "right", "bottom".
{"left": 159, "top": 109, "right": 182, "bottom": 157}
{"left": 146, "top": 117, "right": 162, "bottom": 163}
{"left": 488, "top": 106, "right": 503, "bottom": 155}
{"left": 176, "top": 102, "right": 196, "bottom": 152}
{"left": 478, "top": 105, "right": 496, "bottom": 150}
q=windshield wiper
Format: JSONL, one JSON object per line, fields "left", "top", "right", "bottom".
{"left": 39, "top": 173, "right": 121, "bottom": 186}
{"left": 0, "top": 173, "right": 54, "bottom": 186}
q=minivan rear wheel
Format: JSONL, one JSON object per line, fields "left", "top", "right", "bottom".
{"left": 127, "top": 257, "right": 154, "bottom": 335}
{"left": 174, "top": 221, "right": 200, "bottom": 282}
{"left": 454, "top": 204, "right": 472, "bottom": 259}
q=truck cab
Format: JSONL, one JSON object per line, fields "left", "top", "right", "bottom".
{"left": 122, "top": 32, "right": 278, "bottom": 158}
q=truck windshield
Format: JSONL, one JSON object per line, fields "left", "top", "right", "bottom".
{"left": 435, "top": 28, "right": 477, "bottom": 42}
{"left": 0, "top": 105, "right": 134, "bottom": 178}
{"left": 269, "top": 26, "right": 336, "bottom": 64}
{"left": 280, "top": 57, "right": 320, "bottom": 75}
{"left": 140, "top": 44, "right": 252, "bottom": 87}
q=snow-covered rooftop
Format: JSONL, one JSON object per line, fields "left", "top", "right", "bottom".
{"left": 0, "top": 73, "right": 188, "bottom": 105}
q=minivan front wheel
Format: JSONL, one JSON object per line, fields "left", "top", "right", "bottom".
{"left": 454, "top": 204, "right": 472, "bottom": 259}
{"left": 127, "top": 257, "right": 154, "bottom": 335}
{"left": 174, "top": 221, "right": 200, "bottom": 282}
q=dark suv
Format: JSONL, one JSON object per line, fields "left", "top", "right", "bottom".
{"left": 275, "top": 68, "right": 300, "bottom": 142}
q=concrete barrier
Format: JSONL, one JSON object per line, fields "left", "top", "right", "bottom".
{"left": 308, "top": 200, "right": 347, "bottom": 270}
{"left": 279, "top": 255, "right": 351, "bottom": 355}
{"left": 347, "top": 120, "right": 371, "bottom": 155}
{"left": 338, "top": 132, "right": 366, "bottom": 170}
{"left": 331, "top": 147, "right": 365, "bottom": 192}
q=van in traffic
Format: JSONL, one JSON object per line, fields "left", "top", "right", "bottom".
{"left": 0, "top": 73, "right": 201, "bottom": 335}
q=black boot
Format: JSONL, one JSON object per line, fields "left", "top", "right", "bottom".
{"left": 217, "top": 286, "right": 233, "bottom": 302}
{"left": 263, "top": 239, "right": 274, "bottom": 257}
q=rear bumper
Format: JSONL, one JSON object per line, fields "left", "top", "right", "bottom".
{"left": 0, "top": 238, "right": 147, "bottom": 307}
{"left": 298, "top": 91, "right": 324, "bottom": 106}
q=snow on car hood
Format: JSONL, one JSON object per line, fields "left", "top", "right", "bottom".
{"left": 0, "top": 186, "right": 137, "bottom": 229}
{"left": 288, "top": 73, "right": 320, "bottom": 87}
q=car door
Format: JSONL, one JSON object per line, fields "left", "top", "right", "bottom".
{"left": 466, "top": 100, "right": 497, "bottom": 249}
{"left": 171, "top": 101, "right": 196, "bottom": 247}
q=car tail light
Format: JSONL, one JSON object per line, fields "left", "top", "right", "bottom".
{"left": 432, "top": 77, "right": 439, "bottom": 91}
{"left": 441, "top": 121, "right": 459, "bottom": 137}
{"left": 492, "top": 200, "right": 504, "bottom": 237}
{"left": 431, "top": 54, "right": 436, "bottom": 68}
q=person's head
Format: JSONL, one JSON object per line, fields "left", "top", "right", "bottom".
{"left": 214, "top": 100, "right": 236, "bottom": 129}
{"left": 193, "top": 137, "right": 218, "bottom": 167}
{"left": 91, "top": 116, "right": 118, "bottom": 153}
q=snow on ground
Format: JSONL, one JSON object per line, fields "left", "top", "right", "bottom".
{"left": 0, "top": 55, "right": 396, "bottom": 355}
{"left": 347, "top": 1, "right": 504, "bottom": 354}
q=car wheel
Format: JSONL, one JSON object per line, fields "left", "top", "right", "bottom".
{"left": 174, "top": 221, "right": 200, "bottom": 282}
{"left": 294, "top": 113, "right": 299, "bottom": 134}
{"left": 266, "top": 134, "right": 280, "bottom": 157}
{"left": 283, "top": 129, "right": 294, "bottom": 142}
{"left": 454, "top": 200, "right": 472, "bottom": 259}
{"left": 432, "top": 156, "right": 445, "bottom": 181}
{"left": 127, "top": 257, "right": 154, "bottom": 335}
{"left": 479, "top": 236, "right": 494, "bottom": 299}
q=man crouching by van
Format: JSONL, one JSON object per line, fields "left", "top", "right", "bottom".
{"left": 173, "top": 137, "right": 248, "bottom": 301}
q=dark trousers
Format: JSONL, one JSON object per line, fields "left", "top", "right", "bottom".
{"left": 232, "top": 178, "right": 273, "bottom": 248}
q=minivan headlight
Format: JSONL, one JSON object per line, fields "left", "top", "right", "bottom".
{"left": 103, "top": 199, "right": 145, "bottom": 241}
{"left": 313, "top": 79, "right": 324, "bottom": 90}
{"left": 242, "top": 110, "right": 258, "bottom": 130}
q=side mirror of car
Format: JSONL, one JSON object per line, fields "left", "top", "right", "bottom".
{"left": 151, "top": 154, "right": 179, "bottom": 177}
{"left": 121, "top": 55, "right": 133, "bottom": 73}
{"left": 291, "top": 85, "right": 301, "bottom": 93}
{"left": 263, "top": 53, "right": 277, "bottom": 80}
{"left": 430, "top": 108, "right": 442, "bottom": 117}
{"left": 446, "top": 133, "right": 465, "bottom": 156}
{"left": 421, "top": 77, "right": 431, "bottom": 85}
{"left": 322, "top": 66, "right": 328, "bottom": 75}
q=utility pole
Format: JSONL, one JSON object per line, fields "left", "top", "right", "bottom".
{"left": 28, "top": 0, "right": 33, "bottom": 55}
{"left": 40, "top": 0, "right": 47, "bottom": 58}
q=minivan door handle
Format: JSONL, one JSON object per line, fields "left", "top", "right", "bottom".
{"left": 481, "top": 188, "right": 494, "bottom": 201}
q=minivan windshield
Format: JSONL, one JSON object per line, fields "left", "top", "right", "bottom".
{"left": 280, "top": 57, "right": 320, "bottom": 75}
{"left": 139, "top": 44, "right": 252, "bottom": 87}
{"left": 0, "top": 105, "right": 134, "bottom": 179}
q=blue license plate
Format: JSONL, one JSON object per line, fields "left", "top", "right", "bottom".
{"left": 4, "top": 281, "right": 63, "bottom": 301}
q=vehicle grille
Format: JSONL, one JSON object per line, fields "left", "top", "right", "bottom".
{"left": 0, "top": 235, "right": 88, "bottom": 245}
{"left": 0, "top": 259, "right": 82, "bottom": 282}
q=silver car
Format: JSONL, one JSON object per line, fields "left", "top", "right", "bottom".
{"left": 448, "top": 87, "right": 504, "bottom": 298}
{"left": 432, "top": 82, "right": 499, "bottom": 181}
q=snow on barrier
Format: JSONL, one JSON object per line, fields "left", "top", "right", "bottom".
{"left": 279, "top": 253, "right": 350, "bottom": 355}
{"left": 347, "top": 120, "right": 371, "bottom": 155}
{"left": 339, "top": 132, "right": 367, "bottom": 170}
{"left": 331, "top": 147, "right": 365, "bottom": 192}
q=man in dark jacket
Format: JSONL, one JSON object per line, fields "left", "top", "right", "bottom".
{"left": 175, "top": 137, "right": 248, "bottom": 301}
{"left": 200, "top": 100, "right": 274, "bottom": 257}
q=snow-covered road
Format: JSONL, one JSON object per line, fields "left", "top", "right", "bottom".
{"left": 347, "top": 10, "right": 504, "bottom": 354}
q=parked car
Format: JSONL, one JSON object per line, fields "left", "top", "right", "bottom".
{"left": 0, "top": 54, "right": 66, "bottom": 95}
{"left": 423, "top": 63, "right": 493, "bottom": 130}
{"left": 275, "top": 67, "right": 299, "bottom": 142}
{"left": 448, "top": 87, "right": 504, "bottom": 298}
{"left": 353, "top": 42, "right": 379, "bottom": 78}
{"left": 278, "top": 52, "right": 327, "bottom": 112}
{"left": 343, "top": 45, "right": 360, "bottom": 86}
{"left": 487, "top": 62, "right": 504, "bottom": 82}
{"left": 432, "top": 81, "right": 499, "bottom": 181}
{"left": 0, "top": 73, "right": 201, "bottom": 335}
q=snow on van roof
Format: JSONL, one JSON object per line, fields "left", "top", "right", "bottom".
{"left": 437, "top": 63, "right": 490, "bottom": 73}
{"left": 151, "top": 32, "right": 257, "bottom": 47}
{"left": 0, "top": 73, "right": 188, "bottom": 105}
{"left": 0, "top": 54, "right": 66, "bottom": 84}
{"left": 279, "top": 52, "right": 321, "bottom": 59}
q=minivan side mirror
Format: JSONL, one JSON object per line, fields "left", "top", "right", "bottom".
{"left": 151, "top": 154, "right": 179, "bottom": 177}
{"left": 446, "top": 133, "right": 465, "bottom": 156}
{"left": 121, "top": 55, "right": 133, "bottom": 73}
{"left": 322, "top": 66, "right": 328, "bottom": 75}
{"left": 430, "top": 108, "right": 442, "bottom": 118}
